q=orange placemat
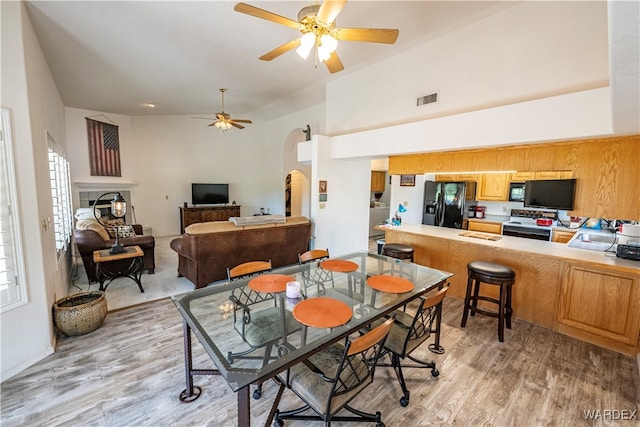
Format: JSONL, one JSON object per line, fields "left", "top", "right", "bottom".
{"left": 248, "top": 274, "right": 296, "bottom": 293}
{"left": 320, "top": 259, "right": 358, "bottom": 273}
{"left": 292, "top": 297, "right": 353, "bottom": 328}
{"left": 366, "top": 275, "right": 415, "bottom": 293}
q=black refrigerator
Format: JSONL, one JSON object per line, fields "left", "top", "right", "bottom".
{"left": 422, "top": 181, "right": 474, "bottom": 229}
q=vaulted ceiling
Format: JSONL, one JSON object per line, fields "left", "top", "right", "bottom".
{"left": 25, "top": 1, "right": 515, "bottom": 120}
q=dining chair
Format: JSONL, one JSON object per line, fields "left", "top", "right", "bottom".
{"left": 273, "top": 317, "right": 395, "bottom": 427}
{"left": 298, "top": 249, "right": 332, "bottom": 295}
{"left": 299, "top": 249, "right": 366, "bottom": 304}
{"left": 377, "top": 286, "right": 449, "bottom": 407}
{"left": 227, "top": 260, "right": 272, "bottom": 282}
{"left": 226, "top": 260, "right": 300, "bottom": 399}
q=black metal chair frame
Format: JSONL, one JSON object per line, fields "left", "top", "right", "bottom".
{"left": 298, "top": 249, "right": 333, "bottom": 296}
{"left": 273, "top": 318, "right": 395, "bottom": 427}
{"left": 377, "top": 286, "right": 448, "bottom": 407}
{"left": 227, "top": 260, "right": 300, "bottom": 399}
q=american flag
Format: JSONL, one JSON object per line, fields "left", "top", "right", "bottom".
{"left": 86, "top": 118, "right": 121, "bottom": 177}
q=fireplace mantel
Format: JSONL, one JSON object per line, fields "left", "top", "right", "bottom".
{"left": 74, "top": 181, "right": 137, "bottom": 189}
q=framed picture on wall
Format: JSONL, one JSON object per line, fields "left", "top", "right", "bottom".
{"left": 319, "top": 193, "right": 327, "bottom": 202}
{"left": 319, "top": 180, "right": 327, "bottom": 193}
{"left": 400, "top": 174, "right": 416, "bottom": 186}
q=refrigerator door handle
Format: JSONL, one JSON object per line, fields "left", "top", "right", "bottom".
{"left": 436, "top": 194, "right": 444, "bottom": 226}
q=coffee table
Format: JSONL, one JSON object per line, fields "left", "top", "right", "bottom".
{"left": 93, "top": 245, "right": 145, "bottom": 292}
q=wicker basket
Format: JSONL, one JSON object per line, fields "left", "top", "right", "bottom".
{"left": 53, "top": 291, "right": 107, "bottom": 336}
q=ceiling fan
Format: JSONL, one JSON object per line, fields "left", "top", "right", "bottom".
{"left": 193, "top": 89, "right": 252, "bottom": 131}
{"left": 234, "top": 1, "right": 399, "bottom": 73}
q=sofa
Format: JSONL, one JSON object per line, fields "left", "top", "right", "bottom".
{"left": 74, "top": 220, "right": 156, "bottom": 283}
{"left": 170, "top": 216, "right": 312, "bottom": 289}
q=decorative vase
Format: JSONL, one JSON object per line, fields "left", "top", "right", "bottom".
{"left": 53, "top": 291, "right": 107, "bottom": 336}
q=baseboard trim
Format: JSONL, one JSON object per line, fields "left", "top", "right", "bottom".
{"left": 0, "top": 344, "right": 54, "bottom": 383}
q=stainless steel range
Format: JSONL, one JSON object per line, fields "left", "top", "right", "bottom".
{"left": 501, "top": 209, "right": 557, "bottom": 241}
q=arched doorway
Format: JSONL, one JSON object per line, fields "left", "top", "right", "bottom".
{"left": 285, "top": 170, "right": 305, "bottom": 217}
{"left": 283, "top": 128, "right": 311, "bottom": 218}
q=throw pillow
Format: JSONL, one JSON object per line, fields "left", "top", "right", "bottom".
{"left": 75, "top": 219, "right": 110, "bottom": 241}
{"left": 105, "top": 224, "right": 136, "bottom": 239}
{"left": 103, "top": 218, "right": 126, "bottom": 227}
{"left": 74, "top": 207, "right": 101, "bottom": 220}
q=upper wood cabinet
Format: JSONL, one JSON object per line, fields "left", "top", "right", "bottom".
{"left": 371, "top": 171, "right": 386, "bottom": 192}
{"left": 534, "top": 171, "right": 573, "bottom": 180}
{"left": 476, "top": 173, "right": 510, "bottom": 201}
{"left": 436, "top": 173, "right": 477, "bottom": 181}
{"left": 388, "top": 135, "right": 639, "bottom": 220}
{"left": 510, "top": 171, "right": 535, "bottom": 181}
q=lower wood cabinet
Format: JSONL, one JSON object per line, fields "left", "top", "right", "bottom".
{"left": 467, "top": 219, "right": 503, "bottom": 234}
{"left": 179, "top": 205, "right": 241, "bottom": 233}
{"left": 383, "top": 227, "right": 640, "bottom": 355}
{"left": 557, "top": 262, "right": 640, "bottom": 354}
{"left": 551, "top": 229, "right": 576, "bottom": 243}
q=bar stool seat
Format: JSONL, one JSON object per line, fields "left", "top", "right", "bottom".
{"left": 381, "top": 243, "right": 414, "bottom": 262}
{"left": 461, "top": 261, "right": 516, "bottom": 342}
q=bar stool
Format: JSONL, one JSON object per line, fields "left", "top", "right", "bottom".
{"left": 381, "top": 243, "right": 414, "bottom": 262}
{"left": 460, "top": 261, "right": 516, "bottom": 342}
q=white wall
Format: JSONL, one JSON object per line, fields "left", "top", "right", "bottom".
{"left": 326, "top": 1, "right": 608, "bottom": 136}
{"left": 1, "top": 1, "right": 67, "bottom": 381}
{"left": 311, "top": 136, "right": 371, "bottom": 255}
{"left": 331, "top": 87, "right": 613, "bottom": 159}
{"left": 65, "top": 103, "right": 326, "bottom": 237}
{"left": 266, "top": 103, "right": 325, "bottom": 221}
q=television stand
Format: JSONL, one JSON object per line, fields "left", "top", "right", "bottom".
{"left": 179, "top": 205, "right": 241, "bottom": 234}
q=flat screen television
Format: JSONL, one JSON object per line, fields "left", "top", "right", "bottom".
{"left": 524, "top": 179, "right": 576, "bottom": 210}
{"left": 191, "top": 183, "right": 229, "bottom": 205}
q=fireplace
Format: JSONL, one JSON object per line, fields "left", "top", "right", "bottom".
{"left": 78, "top": 190, "right": 133, "bottom": 224}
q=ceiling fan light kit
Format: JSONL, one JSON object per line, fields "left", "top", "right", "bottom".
{"left": 199, "top": 88, "right": 252, "bottom": 132}
{"left": 234, "top": 1, "right": 399, "bottom": 73}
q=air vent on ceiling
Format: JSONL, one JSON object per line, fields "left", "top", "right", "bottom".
{"left": 417, "top": 92, "right": 439, "bottom": 106}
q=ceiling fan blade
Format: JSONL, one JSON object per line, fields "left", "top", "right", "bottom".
{"left": 207, "top": 121, "right": 219, "bottom": 127}
{"left": 259, "top": 39, "right": 301, "bottom": 61}
{"left": 234, "top": 2, "right": 299, "bottom": 29}
{"left": 325, "top": 52, "right": 344, "bottom": 74}
{"left": 229, "top": 122, "right": 245, "bottom": 129}
{"left": 231, "top": 119, "right": 253, "bottom": 123}
{"left": 317, "top": 0, "right": 347, "bottom": 24}
{"left": 191, "top": 116, "right": 215, "bottom": 120}
{"left": 333, "top": 27, "right": 399, "bottom": 44}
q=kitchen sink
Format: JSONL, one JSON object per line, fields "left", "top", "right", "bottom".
{"left": 567, "top": 230, "right": 617, "bottom": 251}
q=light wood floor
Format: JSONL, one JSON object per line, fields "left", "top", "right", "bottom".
{"left": 1, "top": 294, "right": 638, "bottom": 427}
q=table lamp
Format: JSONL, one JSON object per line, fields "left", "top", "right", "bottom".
{"left": 93, "top": 192, "right": 127, "bottom": 254}
{"left": 393, "top": 203, "right": 407, "bottom": 226}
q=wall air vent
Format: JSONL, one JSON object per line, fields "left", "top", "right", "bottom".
{"left": 417, "top": 92, "right": 439, "bottom": 106}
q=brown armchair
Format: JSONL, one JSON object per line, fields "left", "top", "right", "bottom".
{"left": 74, "top": 223, "right": 155, "bottom": 283}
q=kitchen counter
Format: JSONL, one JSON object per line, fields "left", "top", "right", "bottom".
{"left": 382, "top": 223, "right": 640, "bottom": 355}
{"left": 392, "top": 223, "right": 639, "bottom": 273}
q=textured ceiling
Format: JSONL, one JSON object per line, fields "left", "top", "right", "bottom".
{"left": 25, "top": 1, "right": 514, "bottom": 120}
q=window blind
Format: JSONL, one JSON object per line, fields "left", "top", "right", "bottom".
{"left": 0, "top": 108, "right": 26, "bottom": 311}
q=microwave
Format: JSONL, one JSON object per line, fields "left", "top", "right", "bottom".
{"left": 509, "top": 182, "right": 526, "bottom": 202}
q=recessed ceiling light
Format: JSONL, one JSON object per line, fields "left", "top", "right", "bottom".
{"left": 144, "top": 103, "right": 156, "bottom": 108}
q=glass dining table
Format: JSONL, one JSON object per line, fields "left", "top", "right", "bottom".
{"left": 171, "top": 251, "right": 453, "bottom": 427}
